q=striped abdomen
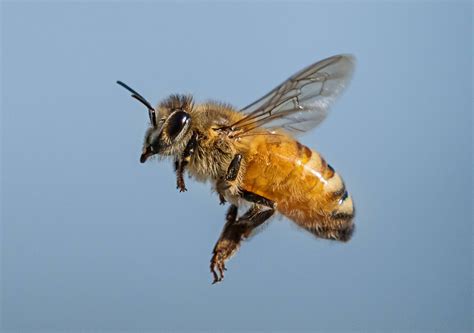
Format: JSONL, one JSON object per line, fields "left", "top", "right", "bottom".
{"left": 241, "top": 134, "right": 355, "bottom": 241}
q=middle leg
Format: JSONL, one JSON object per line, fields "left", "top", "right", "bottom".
{"left": 216, "top": 153, "right": 242, "bottom": 204}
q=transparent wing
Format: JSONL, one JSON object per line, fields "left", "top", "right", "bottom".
{"left": 223, "top": 54, "right": 355, "bottom": 137}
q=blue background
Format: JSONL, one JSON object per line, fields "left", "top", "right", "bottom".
{"left": 2, "top": 1, "right": 472, "bottom": 331}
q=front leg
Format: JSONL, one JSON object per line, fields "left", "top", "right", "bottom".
{"left": 175, "top": 133, "right": 198, "bottom": 192}
{"left": 217, "top": 153, "right": 242, "bottom": 204}
{"left": 210, "top": 202, "right": 274, "bottom": 284}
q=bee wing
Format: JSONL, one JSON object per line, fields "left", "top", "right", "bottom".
{"left": 224, "top": 54, "right": 355, "bottom": 137}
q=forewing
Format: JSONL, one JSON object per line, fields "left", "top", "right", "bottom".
{"left": 226, "top": 54, "right": 355, "bottom": 137}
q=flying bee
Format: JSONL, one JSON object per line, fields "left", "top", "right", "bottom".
{"left": 118, "top": 54, "right": 356, "bottom": 284}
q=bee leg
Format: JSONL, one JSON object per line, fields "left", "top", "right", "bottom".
{"left": 219, "top": 193, "right": 226, "bottom": 205}
{"left": 225, "top": 154, "right": 242, "bottom": 182}
{"left": 176, "top": 166, "right": 187, "bottom": 192}
{"left": 211, "top": 205, "right": 238, "bottom": 283}
{"left": 175, "top": 133, "right": 198, "bottom": 192}
{"left": 216, "top": 154, "right": 242, "bottom": 204}
{"left": 210, "top": 203, "right": 274, "bottom": 284}
{"left": 240, "top": 190, "right": 275, "bottom": 209}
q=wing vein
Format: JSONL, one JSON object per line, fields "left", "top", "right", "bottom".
{"left": 224, "top": 54, "right": 355, "bottom": 138}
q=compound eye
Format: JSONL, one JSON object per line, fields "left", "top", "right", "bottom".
{"left": 166, "top": 111, "right": 190, "bottom": 140}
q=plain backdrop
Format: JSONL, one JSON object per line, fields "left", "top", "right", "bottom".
{"left": 1, "top": 1, "right": 472, "bottom": 332}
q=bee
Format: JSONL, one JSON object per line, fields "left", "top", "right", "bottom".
{"left": 118, "top": 54, "right": 356, "bottom": 284}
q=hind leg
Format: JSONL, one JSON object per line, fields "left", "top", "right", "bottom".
{"left": 210, "top": 203, "right": 274, "bottom": 284}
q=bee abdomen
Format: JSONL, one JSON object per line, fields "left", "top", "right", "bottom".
{"left": 306, "top": 222, "right": 355, "bottom": 242}
{"left": 293, "top": 143, "right": 355, "bottom": 241}
{"left": 241, "top": 137, "right": 355, "bottom": 242}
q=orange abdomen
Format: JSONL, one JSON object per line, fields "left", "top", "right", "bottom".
{"left": 241, "top": 134, "right": 355, "bottom": 241}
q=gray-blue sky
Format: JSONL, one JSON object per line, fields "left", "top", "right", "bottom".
{"left": 1, "top": 1, "right": 472, "bottom": 331}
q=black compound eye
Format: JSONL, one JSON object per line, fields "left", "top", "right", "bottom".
{"left": 166, "top": 110, "right": 190, "bottom": 139}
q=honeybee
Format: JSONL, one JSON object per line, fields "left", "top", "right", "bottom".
{"left": 118, "top": 54, "right": 355, "bottom": 284}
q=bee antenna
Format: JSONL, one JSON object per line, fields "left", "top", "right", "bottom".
{"left": 116, "top": 80, "right": 155, "bottom": 112}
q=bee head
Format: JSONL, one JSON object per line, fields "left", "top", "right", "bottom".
{"left": 117, "top": 81, "right": 193, "bottom": 163}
